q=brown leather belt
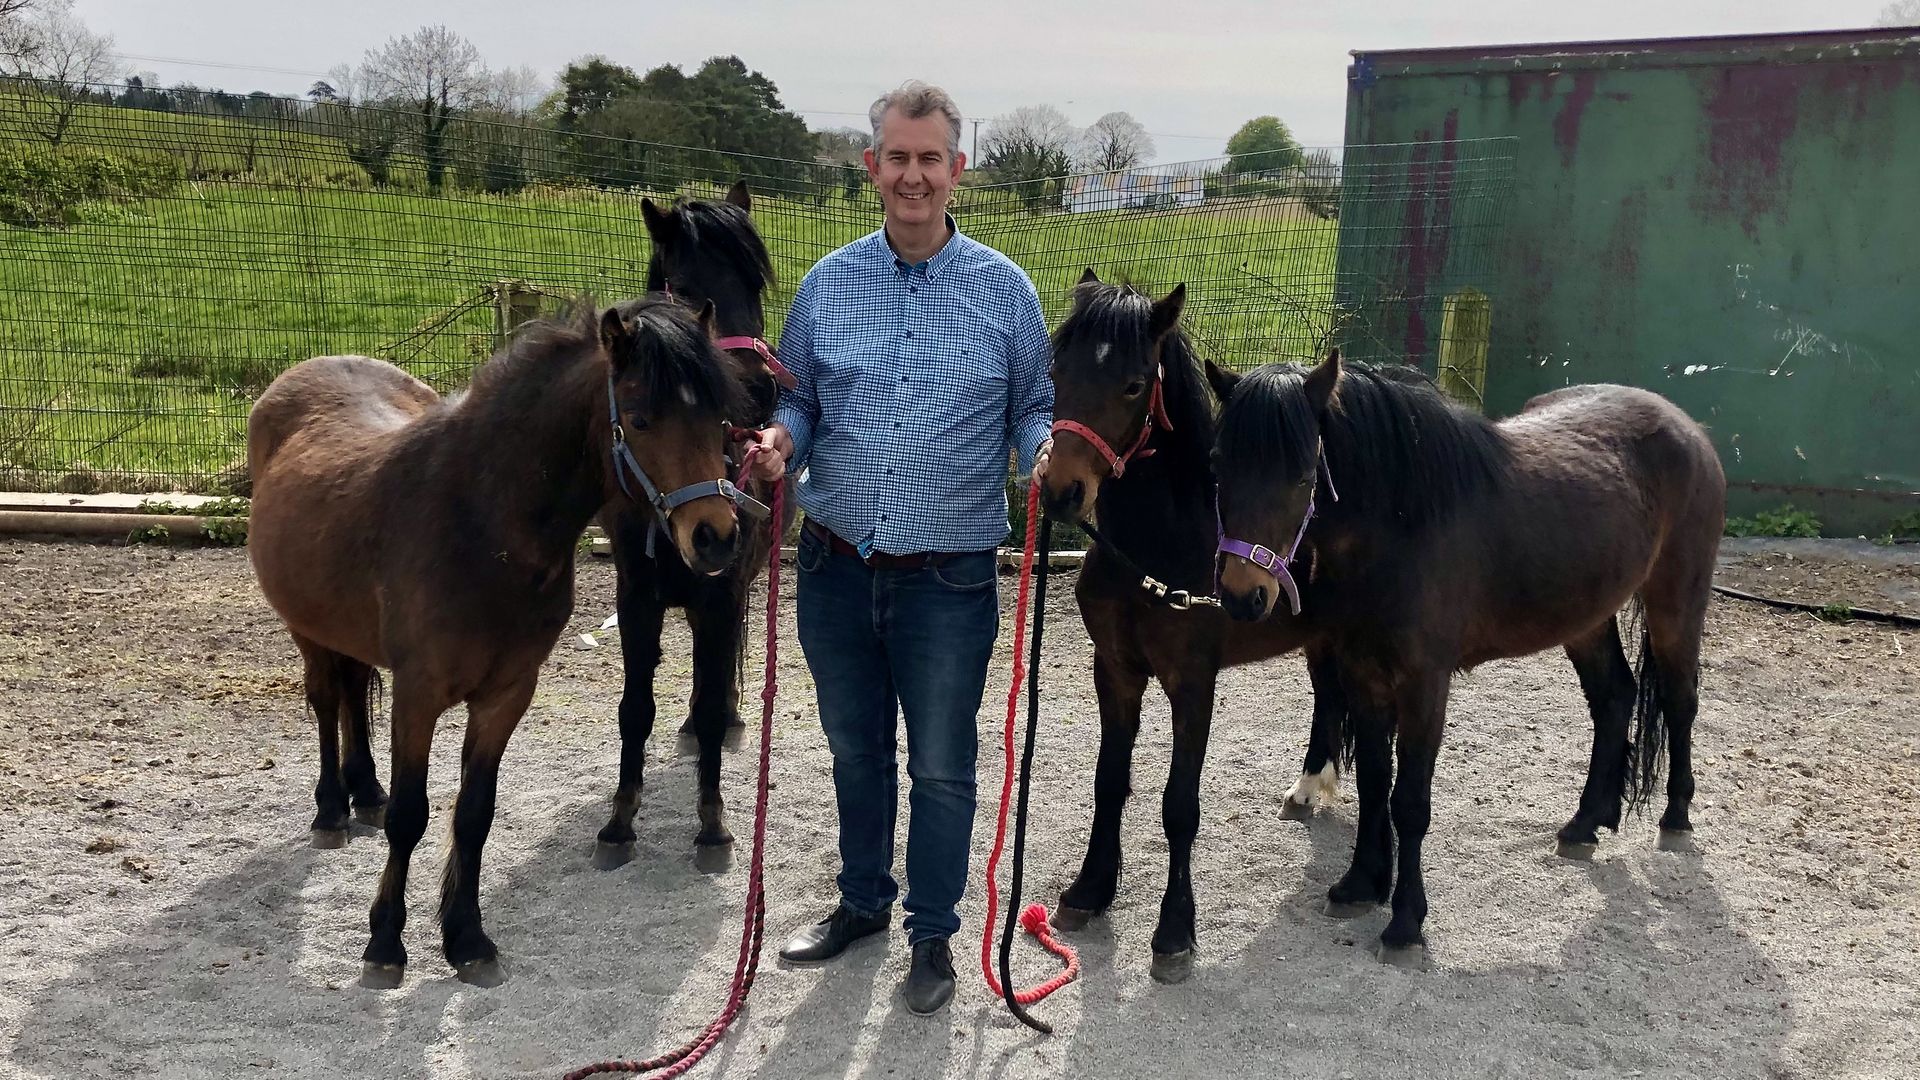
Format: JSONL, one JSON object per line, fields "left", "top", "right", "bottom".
{"left": 802, "top": 518, "right": 975, "bottom": 570}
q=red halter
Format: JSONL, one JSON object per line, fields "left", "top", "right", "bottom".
{"left": 661, "top": 282, "right": 797, "bottom": 391}
{"left": 1049, "top": 366, "right": 1175, "bottom": 479}
{"left": 713, "top": 335, "right": 797, "bottom": 391}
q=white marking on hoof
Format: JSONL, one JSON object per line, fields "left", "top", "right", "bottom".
{"left": 1284, "top": 762, "right": 1339, "bottom": 808}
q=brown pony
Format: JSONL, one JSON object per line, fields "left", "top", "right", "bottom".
{"left": 1039, "top": 275, "right": 1348, "bottom": 983}
{"left": 247, "top": 297, "right": 752, "bottom": 987}
{"left": 1210, "top": 353, "right": 1724, "bottom": 961}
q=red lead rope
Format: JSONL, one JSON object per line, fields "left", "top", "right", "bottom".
{"left": 980, "top": 482, "right": 1080, "bottom": 1033}
{"left": 564, "top": 451, "right": 782, "bottom": 1079}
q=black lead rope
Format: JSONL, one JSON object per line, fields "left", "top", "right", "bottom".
{"left": 999, "top": 509, "right": 1053, "bottom": 1034}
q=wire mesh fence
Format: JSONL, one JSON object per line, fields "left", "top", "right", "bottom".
{"left": 0, "top": 79, "right": 1515, "bottom": 493}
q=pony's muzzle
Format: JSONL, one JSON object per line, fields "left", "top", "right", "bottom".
{"left": 1217, "top": 558, "right": 1277, "bottom": 622}
{"left": 678, "top": 510, "right": 742, "bottom": 576}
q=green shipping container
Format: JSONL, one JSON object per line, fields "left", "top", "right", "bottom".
{"left": 1337, "top": 28, "right": 1920, "bottom": 534}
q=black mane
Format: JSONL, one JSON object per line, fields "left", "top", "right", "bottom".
{"left": 1217, "top": 359, "right": 1511, "bottom": 531}
{"left": 1053, "top": 281, "right": 1215, "bottom": 460}
{"left": 644, "top": 195, "right": 775, "bottom": 295}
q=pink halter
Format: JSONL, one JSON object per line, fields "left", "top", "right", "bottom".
{"left": 1049, "top": 366, "right": 1174, "bottom": 479}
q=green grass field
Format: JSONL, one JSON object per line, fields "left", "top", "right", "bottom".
{"left": 0, "top": 99, "right": 1340, "bottom": 491}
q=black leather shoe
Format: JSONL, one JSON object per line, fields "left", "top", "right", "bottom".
{"left": 778, "top": 904, "right": 888, "bottom": 964}
{"left": 902, "top": 938, "right": 955, "bottom": 1015}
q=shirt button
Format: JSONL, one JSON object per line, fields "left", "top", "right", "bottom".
{"left": 905, "top": 330, "right": 914, "bottom": 339}
{"left": 885, "top": 466, "right": 894, "bottom": 475}
{"left": 909, "top": 286, "right": 919, "bottom": 293}
{"left": 880, "top": 514, "right": 888, "bottom": 521}
{"left": 893, "top": 421, "right": 902, "bottom": 428}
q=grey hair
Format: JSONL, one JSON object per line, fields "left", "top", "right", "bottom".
{"left": 868, "top": 80, "right": 964, "bottom": 158}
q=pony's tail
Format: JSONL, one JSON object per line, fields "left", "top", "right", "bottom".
{"left": 1623, "top": 597, "right": 1668, "bottom": 816}
{"left": 368, "top": 667, "right": 386, "bottom": 732}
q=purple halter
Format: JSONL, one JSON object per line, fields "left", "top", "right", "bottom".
{"left": 1215, "top": 445, "right": 1338, "bottom": 616}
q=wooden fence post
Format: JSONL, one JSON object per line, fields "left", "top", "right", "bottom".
{"left": 493, "top": 280, "right": 540, "bottom": 349}
{"left": 1436, "top": 286, "right": 1491, "bottom": 411}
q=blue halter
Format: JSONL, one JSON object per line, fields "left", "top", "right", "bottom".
{"left": 607, "top": 373, "right": 769, "bottom": 557}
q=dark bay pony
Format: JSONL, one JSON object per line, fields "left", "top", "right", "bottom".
{"left": 1039, "top": 275, "right": 1348, "bottom": 983}
{"left": 594, "top": 181, "right": 797, "bottom": 868}
{"left": 247, "top": 298, "right": 752, "bottom": 986}
{"left": 1210, "top": 353, "right": 1724, "bottom": 960}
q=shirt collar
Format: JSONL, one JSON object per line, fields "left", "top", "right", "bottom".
{"left": 881, "top": 213, "right": 964, "bottom": 281}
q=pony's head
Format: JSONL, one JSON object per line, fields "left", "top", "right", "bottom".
{"left": 1043, "top": 271, "right": 1188, "bottom": 523}
{"left": 643, "top": 180, "right": 789, "bottom": 423}
{"left": 600, "top": 296, "right": 754, "bottom": 575}
{"left": 1209, "top": 351, "right": 1340, "bottom": 622}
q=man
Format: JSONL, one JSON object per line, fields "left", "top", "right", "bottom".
{"left": 746, "top": 80, "right": 1054, "bottom": 1014}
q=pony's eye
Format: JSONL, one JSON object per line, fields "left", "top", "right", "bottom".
{"left": 1123, "top": 380, "right": 1146, "bottom": 398}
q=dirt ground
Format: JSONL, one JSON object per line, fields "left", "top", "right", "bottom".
{"left": 2, "top": 540, "right": 1917, "bottom": 1080}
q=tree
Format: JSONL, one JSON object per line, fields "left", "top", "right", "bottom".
{"left": 318, "top": 63, "right": 401, "bottom": 186}
{"left": 307, "top": 79, "right": 337, "bottom": 102}
{"left": 1080, "top": 111, "right": 1154, "bottom": 173}
{"left": 980, "top": 104, "right": 1079, "bottom": 209}
{"left": 1, "top": 0, "right": 115, "bottom": 146}
{"left": 358, "top": 24, "right": 489, "bottom": 191}
{"left": 1224, "top": 115, "right": 1303, "bottom": 176}
{"left": 1877, "top": 1, "right": 1920, "bottom": 25}
{"left": 484, "top": 64, "right": 545, "bottom": 115}
{"left": 555, "top": 56, "right": 641, "bottom": 128}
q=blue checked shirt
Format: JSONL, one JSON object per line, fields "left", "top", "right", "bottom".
{"left": 772, "top": 221, "right": 1054, "bottom": 556}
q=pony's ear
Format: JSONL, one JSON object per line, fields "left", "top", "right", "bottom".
{"left": 1078, "top": 267, "right": 1100, "bottom": 285}
{"left": 696, "top": 299, "right": 717, "bottom": 338}
{"left": 601, "top": 308, "right": 635, "bottom": 371}
{"left": 725, "top": 179, "right": 751, "bottom": 212}
{"left": 1204, "top": 358, "right": 1241, "bottom": 402}
{"left": 1148, "top": 283, "right": 1186, "bottom": 340}
{"left": 641, "top": 198, "right": 671, "bottom": 244}
{"left": 1304, "top": 348, "right": 1341, "bottom": 414}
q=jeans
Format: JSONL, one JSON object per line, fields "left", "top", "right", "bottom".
{"left": 794, "top": 524, "right": 1000, "bottom": 944}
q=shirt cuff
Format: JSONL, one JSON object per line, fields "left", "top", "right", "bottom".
{"left": 773, "top": 403, "right": 815, "bottom": 468}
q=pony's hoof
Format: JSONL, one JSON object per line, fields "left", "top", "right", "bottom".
{"left": 1149, "top": 949, "right": 1194, "bottom": 984}
{"left": 593, "top": 840, "right": 635, "bottom": 871}
{"left": 1324, "top": 899, "right": 1380, "bottom": 919}
{"left": 1376, "top": 941, "right": 1430, "bottom": 970}
{"left": 353, "top": 803, "right": 386, "bottom": 829}
{"left": 454, "top": 958, "right": 507, "bottom": 988}
{"left": 1555, "top": 839, "right": 1598, "bottom": 861}
{"left": 1279, "top": 797, "right": 1315, "bottom": 821}
{"left": 1050, "top": 905, "right": 1098, "bottom": 932}
{"left": 311, "top": 828, "right": 348, "bottom": 850}
{"left": 1657, "top": 828, "right": 1696, "bottom": 853}
{"left": 693, "top": 842, "right": 734, "bottom": 875}
{"left": 358, "top": 962, "right": 404, "bottom": 989}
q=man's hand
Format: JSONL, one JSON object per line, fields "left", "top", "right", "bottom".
{"left": 1030, "top": 436, "right": 1053, "bottom": 487}
{"left": 747, "top": 423, "right": 793, "bottom": 483}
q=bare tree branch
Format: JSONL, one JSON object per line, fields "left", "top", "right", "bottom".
{"left": 1080, "top": 111, "right": 1154, "bottom": 172}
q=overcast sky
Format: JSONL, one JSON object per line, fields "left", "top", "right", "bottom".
{"left": 74, "top": 0, "right": 1898, "bottom": 163}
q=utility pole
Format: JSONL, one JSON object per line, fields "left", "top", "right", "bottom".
{"left": 970, "top": 118, "right": 980, "bottom": 163}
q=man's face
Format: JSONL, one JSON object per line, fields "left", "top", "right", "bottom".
{"left": 864, "top": 108, "right": 965, "bottom": 233}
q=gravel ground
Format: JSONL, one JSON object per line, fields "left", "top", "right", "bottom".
{"left": 2, "top": 540, "right": 1916, "bottom": 1080}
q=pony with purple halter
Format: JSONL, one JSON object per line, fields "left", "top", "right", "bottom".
{"left": 1216, "top": 446, "right": 1337, "bottom": 615}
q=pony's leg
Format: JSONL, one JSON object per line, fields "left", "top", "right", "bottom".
{"left": 294, "top": 636, "right": 350, "bottom": 846}
{"left": 1055, "top": 650, "right": 1148, "bottom": 929}
{"left": 439, "top": 673, "right": 537, "bottom": 987}
{"left": 1328, "top": 689, "right": 1394, "bottom": 912}
{"left": 685, "top": 579, "right": 747, "bottom": 849}
{"left": 1283, "top": 646, "right": 1347, "bottom": 817}
{"left": 1556, "top": 618, "right": 1636, "bottom": 853}
{"left": 596, "top": 569, "right": 666, "bottom": 869}
{"left": 1645, "top": 569, "right": 1711, "bottom": 843}
{"left": 1380, "top": 669, "right": 1449, "bottom": 961}
{"left": 1148, "top": 664, "right": 1219, "bottom": 983}
{"left": 360, "top": 676, "right": 444, "bottom": 988}
{"left": 339, "top": 659, "right": 387, "bottom": 827}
